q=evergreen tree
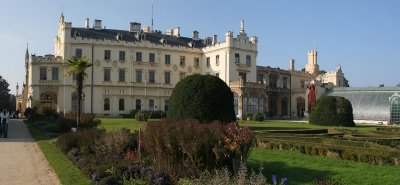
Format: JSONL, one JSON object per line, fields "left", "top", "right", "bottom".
{"left": 0, "top": 75, "right": 11, "bottom": 110}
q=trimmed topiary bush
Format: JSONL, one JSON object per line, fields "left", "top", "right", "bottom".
{"left": 254, "top": 112, "right": 264, "bottom": 121}
{"left": 309, "top": 96, "right": 355, "bottom": 127}
{"left": 167, "top": 74, "right": 236, "bottom": 123}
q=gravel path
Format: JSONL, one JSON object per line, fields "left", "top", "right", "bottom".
{"left": 0, "top": 119, "right": 61, "bottom": 185}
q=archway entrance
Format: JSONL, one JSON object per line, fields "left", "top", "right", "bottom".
{"left": 281, "top": 97, "right": 288, "bottom": 116}
{"left": 296, "top": 97, "right": 305, "bottom": 118}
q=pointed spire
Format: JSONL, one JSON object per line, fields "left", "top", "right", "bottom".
{"left": 59, "top": 13, "right": 64, "bottom": 23}
{"left": 25, "top": 43, "right": 29, "bottom": 59}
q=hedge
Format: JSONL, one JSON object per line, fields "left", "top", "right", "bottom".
{"left": 309, "top": 96, "right": 355, "bottom": 127}
{"left": 167, "top": 74, "right": 236, "bottom": 123}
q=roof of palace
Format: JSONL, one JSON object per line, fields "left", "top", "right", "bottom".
{"left": 71, "top": 27, "right": 206, "bottom": 48}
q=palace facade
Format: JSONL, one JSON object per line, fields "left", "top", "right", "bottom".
{"left": 20, "top": 14, "right": 345, "bottom": 119}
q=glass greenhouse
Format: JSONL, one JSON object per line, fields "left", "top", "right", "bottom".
{"left": 324, "top": 87, "right": 400, "bottom": 124}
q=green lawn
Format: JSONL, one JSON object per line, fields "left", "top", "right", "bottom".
{"left": 248, "top": 148, "right": 400, "bottom": 185}
{"left": 98, "top": 118, "right": 146, "bottom": 131}
{"left": 26, "top": 123, "right": 91, "bottom": 185}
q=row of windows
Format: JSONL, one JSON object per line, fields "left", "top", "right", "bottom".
{"left": 103, "top": 69, "right": 183, "bottom": 84}
{"left": 75, "top": 49, "right": 251, "bottom": 66}
{"left": 103, "top": 98, "right": 169, "bottom": 111}
{"left": 39, "top": 67, "right": 59, "bottom": 81}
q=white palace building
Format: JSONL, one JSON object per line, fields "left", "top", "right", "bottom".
{"left": 18, "top": 14, "right": 345, "bottom": 119}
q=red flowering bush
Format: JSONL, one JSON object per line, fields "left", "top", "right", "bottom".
{"left": 142, "top": 119, "right": 255, "bottom": 181}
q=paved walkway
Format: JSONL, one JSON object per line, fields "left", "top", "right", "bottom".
{"left": 0, "top": 119, "right": 61, "bottom": 185}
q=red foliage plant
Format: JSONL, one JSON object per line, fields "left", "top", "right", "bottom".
{"left": 142, "top": 119, "right": 255, "bottom": 181}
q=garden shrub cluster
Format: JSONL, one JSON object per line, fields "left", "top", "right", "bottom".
{"left": 167, "top": 74, "right": 236, "bottom": 123}
{"left": 26, "top": 108, "right": 101, "bottom": 134}
{"left": 309, "top": 96, "right": 355, "bottom": 127}
{"left": 254, "top": 112, "right": 264, "bottom": 121}
{"left": 135, "top": 110, "right": 167, "bottom": 121}
{"left": 143, "top": 119, "right": 256, "bottom": 181}
{"left": 56, "top": 128, "right": 172, "bottom": 185}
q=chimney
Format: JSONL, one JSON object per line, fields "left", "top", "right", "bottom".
{"left": 212, "top": 34, "right": 218, "bottom": 44}
{"left": 192, "top": 30, "right": 199, "bottom": 40}
{"left": 290, "top": 59, "right": 295, "bottom": 71}
{"left": 173, "top": 27, "right": 180, "bottom": 37}
{"left": 93, "top": 19, "right": 102, "bottom": 30}
{"left": 240, "top": 19, "right": 245, "bottom": 34}
{"left": 85, "top": 18, "right": 89, "bottom": 29}
{"left": 129, "top": 22, "right": 141, "bottom": 33}
{"left": 143, "top": 26, "right": 150, "bottom": 33}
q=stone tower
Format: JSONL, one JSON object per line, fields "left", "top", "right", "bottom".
{"left": 305, "top": 50, "right": 319, "bottom": 74}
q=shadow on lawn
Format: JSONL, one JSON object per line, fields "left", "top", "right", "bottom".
{"left": 247, "top": 160, "right": 336, "bottom": 185}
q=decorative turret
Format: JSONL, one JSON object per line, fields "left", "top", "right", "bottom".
{"left": 305, "top": 50, "right": 319, "bottom": 74}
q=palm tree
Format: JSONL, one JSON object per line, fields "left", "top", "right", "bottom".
{"left": 65, "top": 56, "right": 92, "bottom": 129}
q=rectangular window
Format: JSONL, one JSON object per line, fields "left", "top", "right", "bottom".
{"left": 136, "top": 70, "right": 142, "bottom": 82}
{"left": 258, "top": 74, "right": 264, "bottom": 83}
{"left": 216, "top": 73, "right": 219, "bottom": 78}
{"left": 119, "top": 99, "right": 125, "bottom": 111}
{"left": 180, "top": 72, "right": 186, "bottom": 80}
{"left": 39, "top": 67, "right": 47, "bottom": 80}
{"left": 301, "top": 80, "right": 305, "bottom": 88}
{"left": 119, "top": 69, "right": 125, "bottom": 82}
{"left": 194, "top": 57, "right": 199, "bottom": 67}
{"left": 119, "top": 51, "right": 125, "bottom": 61}
{"left": 104, "top": 50, "right": 111, "bottom": 60}
{"left": 149, "top": 71, "right": 155, "bottom": 83}
{"left": 206, "top": 57, "right": 210, "bottom": 68}
{"left": 149, "top": 53, "right": 155, "bottom": 63}
{"left": 164, "top": 72, "right": 171, "bottom": 84}
{"left": 165, "top": 54, "right": 171, "bottom": 64}
{"left": 246, "top": 55, "right": 251, "bottom": 65}
{"left": 283, "top": 77, "right": 288, "bottom": 89}
{"left": 52, "top": 67, "right": 59, "bottom": 80}
{"left": 136, "top": 52, "right": 142, "bottom": 62}
{"left": 104, "top": 68, "right": 111, "bottom": 81}
{"left": 164, "top": 100, "right": 169, "bottom": 111}
{"left": 180, "top": 56, "right": 185, "bottom": 66}
{"left": 235, "top": 53, "right": 240, "bottom": 64}
{"left": 216, "top": 55, "right": 220, "bottom": 66}
{"left": 104, "top": 98, "right": 110, "bottom": 111}
{"left": 75, "top": 48, "right": 82, "bottom": 58}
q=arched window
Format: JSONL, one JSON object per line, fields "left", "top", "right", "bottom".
{"left": 104, "top": 98, "right": 110, "bottom": 111}
{"left": 234, "top": 95, "right": 239, "bottom": 115}
{"left": 149, "top": 99, "right": 155, "bottom": 111}
{"left": 390, "top": 93, "right": 400, "bottom": 124}
{"left": 136, "top": 99, "right": 141, "bottom": 110}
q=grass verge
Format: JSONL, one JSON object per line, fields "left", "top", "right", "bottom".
{"left": 26, "top": 122, "right": 91, "bottom": 185}
{"left": 98, "top": 118, "right": 146, "bottom": 131}
{"left": 248, "top": 148, "right": 400, "bottom": 185}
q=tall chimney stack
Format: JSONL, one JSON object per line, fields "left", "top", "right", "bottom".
{"left": 85, "top": 18, "right": 89, "bottom": 29}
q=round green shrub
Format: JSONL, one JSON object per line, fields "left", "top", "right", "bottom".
{"left": 254, "top": 112, "right": 264, "bottom": 121}
{"left": 309, "top": 96, "right": 355, "bottom": 127}
{"left": 167, "top": 74, "right": 236, "bottom": 123}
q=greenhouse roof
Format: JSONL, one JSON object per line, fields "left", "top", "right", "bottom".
{"left": 324, "top": 87, "right": 400, "bottom": 121}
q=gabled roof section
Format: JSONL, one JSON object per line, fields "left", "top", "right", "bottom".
{"left": 71, "top": 27, "right": 205, "bottom": 48}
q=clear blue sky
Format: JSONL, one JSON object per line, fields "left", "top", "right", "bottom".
{"left": 1, "top": 0, "right": 399, "bottom": 94}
